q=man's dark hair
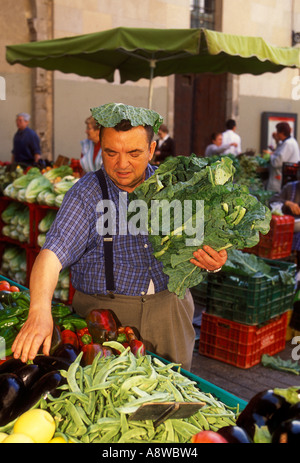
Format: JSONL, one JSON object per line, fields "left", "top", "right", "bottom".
{"left": 276, "top": 122, "right": 291, "bottom": 138}
{"left": 226, "top": 119, "right": 236, "bottom": 130}
{"left": 100, "top": 120, "right": 155, "bottom": 146}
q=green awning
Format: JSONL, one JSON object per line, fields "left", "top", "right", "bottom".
{"left": 6, "top": 27, "right": 300, "bottom": 107}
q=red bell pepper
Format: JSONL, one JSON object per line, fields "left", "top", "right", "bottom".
{"left": 85, "top": 309, "right": 118, "bottom": 344}
{"left": 61, "top": 329, "right": 79, "bottom": 350}
{"left": 81, "top": 343, "right": 104, "bottom": 366}
{"left": 124, "top": 326, "right": 137, "bottom": 341}
{"left": 129, "top": 339, "right": 146, "bottom": 357}
{"left": 77, "top": 327, "right": 92, "bottom": 347}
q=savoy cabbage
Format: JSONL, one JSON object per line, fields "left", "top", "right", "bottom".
{"left": 129, "top": 155, "right": 272, "bottom": 298}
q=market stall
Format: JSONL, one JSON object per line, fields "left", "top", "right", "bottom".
{"left": 0, "top": 155, "right": 299, "bottom": 444}
{"left": 0, "top": 276, "right": 299, "bottom": 443}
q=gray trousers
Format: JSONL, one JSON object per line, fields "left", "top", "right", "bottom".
{"left": 72, "top": 289, "right": 195, "bottom": 371}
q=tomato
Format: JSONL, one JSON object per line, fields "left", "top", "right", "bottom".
{"left": 9, "top": 286, "right": 20, "bottom": 292}
{"left": 191, "top": 431, "right": 228, "bottom": 443}
{"left": 0, "top": 281, "right": 10, "bottom": 291}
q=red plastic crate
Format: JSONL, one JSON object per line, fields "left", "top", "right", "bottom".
{"left": 244, "top": 214, "right": 294, "bottom": 259}
{"left": 199, "top": 311, "right": 287, "bottom": 369}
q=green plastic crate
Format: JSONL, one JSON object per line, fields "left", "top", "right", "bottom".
{"left": 0, "top": 274, "right": 28, "bottom": 291}
{"left": 205, "top": 258, "right": 296, "bottom": 325}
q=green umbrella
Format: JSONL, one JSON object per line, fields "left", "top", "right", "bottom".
{"left": 6, "top": 27, "right": 300, "bottom": 108}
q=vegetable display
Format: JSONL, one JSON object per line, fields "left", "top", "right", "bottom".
{"left": 190, "top": 387, "right": 300, "bottom": 444}
{"left": 14, "top": 347, "right": 236, "bottom": 443}
{"left": 1, "top": 202, "right": 30, "bottom": 243}
{"left": 129, "top": 155, "right": 272, "bottom": 298}
{"left": 3, "top": 166, "right": 79, "bottom": 206}
{"left": 0, "top": 246, "right": 27, "bottom": 286}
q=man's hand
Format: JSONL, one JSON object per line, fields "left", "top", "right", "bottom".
{"left": 11, "top": 309, "right": 53, "bottom": 363}
{"left": 190, "top": 245, "right": 227, "bottom": 271}
{"left": 285, "top": 200, "right": 300, "bottom": 216}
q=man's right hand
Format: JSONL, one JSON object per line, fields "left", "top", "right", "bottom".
{"left": 11, "top": 309, "right": 53, "bottom": 363}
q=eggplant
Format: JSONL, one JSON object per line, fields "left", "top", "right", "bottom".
{"left": 217, "top": 425, "right": 252, "bottom": 443}
{"left": 286, "top": 402, "right": 300, "bottom": 420}
{"left": 16, "top": 363, "right": 43, "bottom": 389}
{"left": 52, "top": 343, "right": 79, "bottom": 364}
{"left": 0, "top": 373, "right": 25, "bottom": 426}
{"left": 272, "top": 419, "right": 300, "bottom": 443}
{"left": 33, "top": 355, "right": 72, "bottom": 373}
{"left": 236, "top": 389, "right": 290, "bottom": 438}
{"left": 9, "top": 370, "right": 65, "bottom": 421}
{"left": 0, "top": 357, "right": 24, "bottom": 375}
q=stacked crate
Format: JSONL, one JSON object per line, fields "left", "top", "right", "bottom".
{"left": 197, "top": 258, "right": 296, "bottom": 369}
{"left": 243, "top": 214, "right": 295, "bottom": 260}
{"left": 0, "top": 197, "right": 74, "bottom": 304}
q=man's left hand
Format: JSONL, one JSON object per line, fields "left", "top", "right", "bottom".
{"left": 190, "top": 245, "right": 227, "bottom": 272}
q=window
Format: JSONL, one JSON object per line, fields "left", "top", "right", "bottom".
{"left": 190, "top": 0, "right": 215, "bottom": 30}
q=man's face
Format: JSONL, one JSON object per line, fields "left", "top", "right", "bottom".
{"left": 16, "top": 116, "right": 29, "bottom": 131}
{"left": 101, "top": 126, "right": 156, "bottom": 192}
{"left": 214, "top": 134, "right": 223, "bottom": 146}
{"left": 276, "top": 131, "right": 286, "bottom": 141}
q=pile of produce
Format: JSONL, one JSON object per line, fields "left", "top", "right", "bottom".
{"left": 192, "top": 387, "right": 300, "bottom": 443}
{"left": 3, "top": 166, "right": 79, "bottom": 207}
{"left": 0, "top": 246, "right": 27, "bottom": 285}
{"left": 37, "top": 209, "right": 57, "bottom": 248}
{"left": 0, "top": 163, "right": 24, "bottom": 195}
{"left": 1, "top": 202, "right": 30, "bottom": 243}
{"left": 0, "top": 346, "right": 237, "bottom": 443}
{"left": 130, "top": 155, "right": 272, "bottom": 298}
{"left": 0, "top": 290, "right": 76, "bottom": 358}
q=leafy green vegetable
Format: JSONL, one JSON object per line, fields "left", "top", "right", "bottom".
{"left": 25, "top": 175, "right": 52, "bottom": 203}
{"left": 38, "top": 209, "right": 57, "bottom": 233}
{"left": 91, "top": 103, "right": 164, "bottom": 134}
{"left": 129, "top": 155, "right": 272, "bottom": 298}
{"left": 43, "top": 166, "right": 73, "bottom": 181}
{"left": 222, "top": 249, "right": 295, "bottom": 286}
{"left": 262, "top": 355, "right": 300, "bottom": 376}
{"left": 53, "top": 176, "right": 78, "bottom": 195}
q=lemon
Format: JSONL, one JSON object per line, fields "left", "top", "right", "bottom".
{"left": 49, "top": 437, "right": 67, "bottom": 443}
{"left": 0, "top": 432, "right": 8, "bottom": 442}
{"left": 13, "top": 409, "right": 56, "bottom": 443}
{"left": 2, "top": 433, "right": 34, "bottom": 443}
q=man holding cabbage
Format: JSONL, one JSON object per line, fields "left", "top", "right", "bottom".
{"left": 12, "top": 103, "right": 227, "bottom": 371}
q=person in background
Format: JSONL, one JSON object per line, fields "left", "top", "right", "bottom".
{"left": 11, "top": 113, "right": 41, "bottom": 165}
{"left": 269, "top": 180, "right": 300, "bottom": 269}
{"left": 80, "top": 116, "right": 102, "bottom": 173}
{"left": 204, "top": 132, "right": 237, "bottom": 157}
{"left": 267, "top": 122, "right": 300, "bottom": 193}
{"left": 222, "top": 119, "right": 242, "bottom": 156}
{"left": 153, "top": 124, "right": 175, "bottom": 165}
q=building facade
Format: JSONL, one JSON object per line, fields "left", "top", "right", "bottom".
{"left": 1, "top": 0, "right": 300, "bottom": 162}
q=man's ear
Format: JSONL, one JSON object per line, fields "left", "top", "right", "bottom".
{"left": 149, "top": 140, "right": 156, "bottom": 161}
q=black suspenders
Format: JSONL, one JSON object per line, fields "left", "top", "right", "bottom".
{"left": 95, "top": 169, "right": 115, "bottom": 293}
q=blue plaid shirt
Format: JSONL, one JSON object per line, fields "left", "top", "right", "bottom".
{"left": 42, "top": 165, "right": 169, "bottom": 296}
